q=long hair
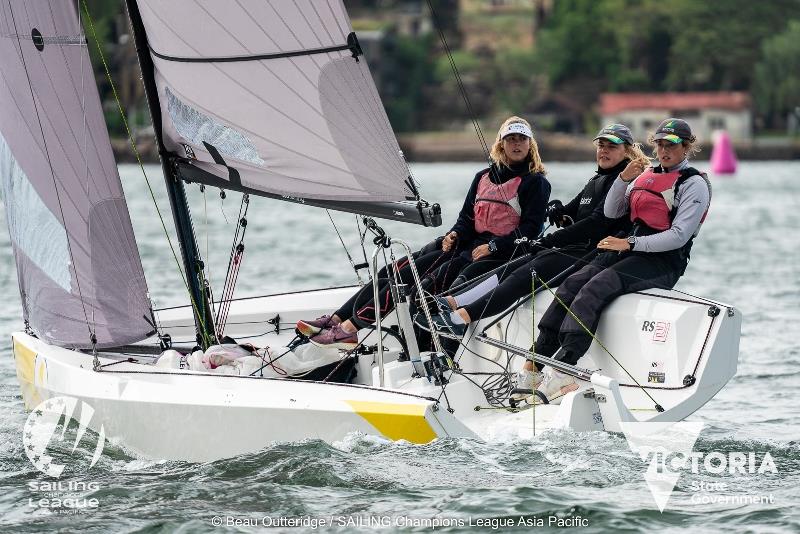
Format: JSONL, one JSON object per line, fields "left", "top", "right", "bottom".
{"left": 489, "top": 116, "right": 546, "bottom": 174}
{"left": 625, "top": 142, "right": 652, "bottom": 167}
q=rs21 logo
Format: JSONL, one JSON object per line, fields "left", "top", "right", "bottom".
{"left": 642, "top": 320, "right": 670, "bottom": 342}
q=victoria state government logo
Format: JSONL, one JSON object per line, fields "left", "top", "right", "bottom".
{"left": 620, "top": 422, "right": 777, "bottom": 512}
{"left": 24, "top": 396, "right": 105, "bottom": 478}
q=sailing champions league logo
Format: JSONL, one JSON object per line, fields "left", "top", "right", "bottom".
{"left": 24, "top": 396, "right": 105, "bottom": 477}
{"left": 620, "top": 422, "right": 777, "bottom": 512}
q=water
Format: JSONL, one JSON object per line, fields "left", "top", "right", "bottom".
{"left": 1, "top": 162, "right": 799, "bottom": 532}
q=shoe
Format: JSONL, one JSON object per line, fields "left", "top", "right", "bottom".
{"left": 413, "top": 310, "right": 466, "bottom": 337}
{"left": 434, "top": 295, "right": 454, "bottom": 314}
{"left": 296, "top": 314, "right": 338, "bottom": 337}
{"left": 510, "top": 369, "right": 544, "bottom": 400}
{"left": 309, "top": 324, "right": 358, "bottom": 350}
{"left": 529, "top": 368, "right": 578, "bottom": 405}
{"left": 417, "top": 294, "right": 453, "bottom": 316}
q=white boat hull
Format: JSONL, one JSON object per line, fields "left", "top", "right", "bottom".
{"left": 11, "top": 285, "right": 741, "bottom": 461}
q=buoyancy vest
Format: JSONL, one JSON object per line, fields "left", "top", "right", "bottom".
{"left": 630, "top": 166, "right": 710, "bottom": 231}
{"left": 473, "top": 171, "right": 524, "bottom": 236}
{"left": 575, "top": 172, "right": 617, "bottom": 221}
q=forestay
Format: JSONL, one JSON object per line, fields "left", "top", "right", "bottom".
{"left": 0, "top": 1, "right": 152, "bottom": 348}
{"left": 136, "top": 0, "right": 415, "bottom": 203}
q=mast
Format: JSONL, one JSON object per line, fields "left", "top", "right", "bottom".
{"left": 124, "top": 0, "right": 215, "bottom": 348}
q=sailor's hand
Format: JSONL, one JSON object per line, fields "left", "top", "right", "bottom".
{"left": 442, "top": 231, "right": 458, "bottom": 252}
{"left": 471, "top": 244, "right": 491, "bottom": 260}
{"left": 620, "top": 161, "right": 646, "bottom": 182}
{"left": 597, "top": 236, "right": 629, "bottom": 251}
{"left": 545, "top": 200, "right": 568, "bottom": 227}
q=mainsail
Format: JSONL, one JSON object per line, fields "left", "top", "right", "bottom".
{"left": 0, "top": 1, "right": 152, "bottom": 348}
{"left": 131, "top": 0, "right": 439, "bottom": 225}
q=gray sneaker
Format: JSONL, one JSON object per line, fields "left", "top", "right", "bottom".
{"left": 530, "top": 369, "right": 578, "bottom": 405}
{"left": 511, "top": 369, "right": 544, "bottom": 400}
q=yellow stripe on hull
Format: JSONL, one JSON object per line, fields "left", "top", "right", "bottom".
{"left": 345, "top": 400, "right": 438, "bottom": 444}
{"left": 13, "top": 337, "right": 45, "bottom": 409}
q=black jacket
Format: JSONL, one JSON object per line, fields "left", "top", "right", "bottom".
{"left": 449, "top": 160, "right": 551, "bottom": 258}
{"left": 539, "top": 158, "right": 631, "bottom": 250}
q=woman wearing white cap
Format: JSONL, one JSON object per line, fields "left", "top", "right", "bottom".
{"left": 529, "top": 118, "right": 712, "bottom": 403}
{"left": 297, "top": 116, "right": 551, "bottom": 350}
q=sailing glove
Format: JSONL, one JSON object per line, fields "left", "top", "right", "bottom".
{"left": 545, "top": 200, "right": 570, "bottom": 228}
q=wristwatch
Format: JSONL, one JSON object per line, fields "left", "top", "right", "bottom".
{"left": 626, "top": 236, "right": 636, "bottom": 250}
{"left": 488, "top": 240, "right": 498, "bottom": 253}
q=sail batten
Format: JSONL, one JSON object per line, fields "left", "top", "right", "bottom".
{"left": 134, "top": 0, "right": 430, "bottom": 213}
{"left": 0, "top": 0, "right": 152, "bottom": 348}
{"left": 150, "top": 41, "right": 356, "bottom": 63}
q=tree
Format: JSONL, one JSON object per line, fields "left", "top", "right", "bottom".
{"left": 666, "top": 0, "right": 800, "bottom": 91}
{"left": 754, "top": 20, "right": 800, "bottom": 129}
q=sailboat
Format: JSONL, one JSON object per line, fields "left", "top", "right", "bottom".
{"left": 2, "top": 1, "right": 740, "bottom": 462}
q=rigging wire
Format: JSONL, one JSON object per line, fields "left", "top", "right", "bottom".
{"left": 215, "top": 194, "right": 250, "bottom": 336}
{"left": 326, "top": 210, "right": 365, "bottom": 286}
{"left": 202, "top": 185, "right": 215, "bottom": 319}
{"left": 425, "top": 0, "right": 490, "bottom": 159}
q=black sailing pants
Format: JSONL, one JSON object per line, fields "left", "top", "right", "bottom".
{"left": 460, "top": 247, "right": 592, "bottom": 321}
{"left": 334, "top": 239, "right": 474, "bottom": 325}
{"left": 534, "top": 250, "right": 684, "bottom": 367}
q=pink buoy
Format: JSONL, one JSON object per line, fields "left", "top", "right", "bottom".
{"left": 710, "top": 130, "right": 737, "bottom": 174}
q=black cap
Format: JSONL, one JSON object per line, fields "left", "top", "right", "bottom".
{"left": 593, "top": 123, "right": 634, "bottom": 145}
{"left": 652, "top": 118, "right": 693, "bottom": 143}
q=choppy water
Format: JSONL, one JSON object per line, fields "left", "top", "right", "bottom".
{"left": 1, "top": 162, "right": 799, "bottom": 532}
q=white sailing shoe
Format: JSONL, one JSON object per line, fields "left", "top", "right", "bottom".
{"left": 511, "top": 369, "right": 544, "bottom": 400}
{"left": 530, "top": 368, "right": 578, "bottom": 405}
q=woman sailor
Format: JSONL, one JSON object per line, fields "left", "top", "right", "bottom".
{"left": 529, "top": 118, "right": 712, "bottom": 403}
{"left": 296, "top": 116, "right": 551, "bottom": 350}
{"left": 416, "top": 124, "right": 650, "bottom": 394}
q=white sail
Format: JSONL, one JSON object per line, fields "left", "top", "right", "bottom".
{"left": 136, "top": 0, "right": 415, "bottom": 203}
{"left": 0, "top": 1, "right": 152, "bottom": 348}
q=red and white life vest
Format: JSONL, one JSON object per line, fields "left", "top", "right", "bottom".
{"left": 629, "top": 167, "right": 709, "bottom": 231}
{"left": 473, "top": 172, "right": 523, "bottom": 236}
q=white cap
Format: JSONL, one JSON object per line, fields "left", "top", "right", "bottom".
{"left": 499, "top": 122, "right": 533, "bottom": 139}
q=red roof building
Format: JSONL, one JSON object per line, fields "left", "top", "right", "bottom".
{"left": 598, "top": 92, "right": 752, "bottom": 143}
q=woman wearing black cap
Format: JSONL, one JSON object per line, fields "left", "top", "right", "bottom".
{"left": 530, "top": 118, "right": 712, "bottom": 403}
{"left": 416, "top": 125, "right": 649, "bottom": 381}
{"left": 296, "top": 116, "right": 551, "bottom": 350}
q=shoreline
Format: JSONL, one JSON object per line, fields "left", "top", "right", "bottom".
{"left": 111, "top": 132, "right": 800, "bottom": 164}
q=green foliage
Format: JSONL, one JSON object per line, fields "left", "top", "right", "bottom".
{"left": 754, "top": 20, "right": 800, "bottom": 127}
{"left": 534, "top": 0, "right": 800, "bottom": 93}
{"left": 382, "top": 34, "right": 435, "bottom": 132}
{"left": 666, "top": 0, "right": 800, "bottom": 91}
{"left": 492, "top": 49, "right": 545, "bottom": 114}
{"left": 534, "top": 0, "right": 620, "bottom": 85}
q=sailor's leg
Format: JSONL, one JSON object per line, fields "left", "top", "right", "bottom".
{"left": 450, "top": 253, "right": 530, "bottom": 289}
{"left": 335, "top": 245, "right": 445, "bottom": 325}
{"left": 556, "top": 253, "right": 681, "bottom": 364}
{"left": 535, "top": 260, "right": 607, "bottom": 360}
